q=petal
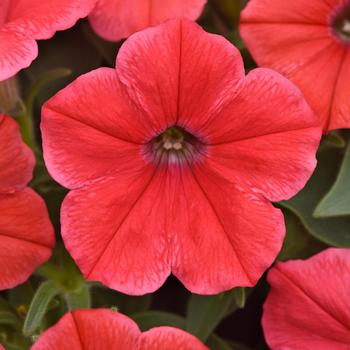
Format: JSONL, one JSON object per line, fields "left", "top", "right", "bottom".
{"left": 138, "top": 327, "right": 208, "bottom": 350}
{"left": 116, "top": 20, "right": 244, "bottom": 134}
{"left": 89, "top": 0, "right": 206, "bottom": 42}
{"left": 0, "top": 188, "right": 54, "bottom": 290}
{"left": 0, "top": 115, "right": 34, "bottom": 193}
{"left": 263, "top": 248, "right": 350, "bottom": 350}
{"left": 6, "top": 0, "right": 97, "bottom": 40}
{"left": 0, "top": 1, "right": 10, "bottom": 25}
{"left": 240, "top": 17, "right": 343, "bottom": 131}
{"left": 89, "top": 0, "right": 152, "bottom": 42}
{"left": 169, "top": 165, "right": 285, "bottom": 294}
{"left": 240, "top": 0, "right": 350, "bottom": 131}
{"left": 202, "top": 69, "right": 321, "bottom": 202}
{"left": 0, "top": 28, "right": 38, "bottom": 81}
{"left": 61, "top": 168, "right": 171, "bottom": 295}
{"left": 328, "top": 50, "right": 350, "bottom": 130}
{"left": 201, "top": 68, "right": 320, "bottom": 141}
{"left": 0, "top": 0, "right": 96, "bottom": 80}
{"left": 240, "top": 0, "right": 335, "bottom": 24}
{"left": 42, "top": 68, "right": 150, "bottom": 190}
{"left": 287, "top": 42, "right": 346, "bottom": 131}
{"left": 239, "top": 23, "right": 331, "bottom": 77}
{"left": 116, "top": 20, "right": 182, "bottom": 131}
{"left": 31, "top": 309, "right": 140, "bottom": 349}
{"left": 148, "top": 0, "right": 206, "bottom": 23}
{"left": 175, "top": 21, "right": 244, "bottom": 133}
{"left": 62, "top": 142, "right": 285, "bottom": 296}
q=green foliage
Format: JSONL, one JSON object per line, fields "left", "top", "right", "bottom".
{"left": 0, "top": 312, "right": 19, "bottom": 328}
{"left": 91, "top": 284, "right": 152, "bottom": 316}
{"left": 315, "top": 141, "right": 350, "bottom": 217}
{"left": 277, "top": 209, "right": 325, "bottom": 261}
{"left": 133, "top": 311, "right": 185, "bottom": 330}
{"left": 23, "top": 280, "right": 60, "bottom": 336}
{"left": 206, "top": 335, "right": 232, "bottom": 350}
{"left": 133, "top": 310, "right": 243, "bottom": 349}
{"left": 186, "top": 288, "right": 246, "bottom": 342}
{"left": 281, "top": 143, "right": 350, "bottom": 247}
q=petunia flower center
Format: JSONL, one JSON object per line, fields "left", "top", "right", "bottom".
{"left": 145, "top": 126, "right": 206, "bottom": 164}
{"left": 332, "top": 5, "right": 350, "bottom": 42}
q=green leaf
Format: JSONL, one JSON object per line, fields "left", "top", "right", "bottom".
{"left": 35, "top": 262, "right": 65, "bottom": 285}
{"left": 206, "top": 334, "right": 232, "bottom": 350}
{"left": 323, "top": 131, "right": 346, "bottom": 148}
{"left": 281, "top": 145, "right": 350, "bottom": 247}
{"left": 1, "top": 342, "right": 25, "bottom": 350}
{"left": 228, "top": 341, "right": 252, "bottom": 350}
{"left": 35, "top": 249, "right": 93, "bottom": 313}
{"left": 227, "top": 30, "right": 245, "bottom": 50}
{"left": 0, "top": 330, "right": 31, "bottom": 350}
{"left": 315, "top": 142, "right": 350, "bottom": 217}
{"left": 38, "top": 187, "right": 67, "bottom": 229}
{"left": 186, "top": 290, "right": 238, "bottom": 342}
{"left": 0, "top": 312, "right": 19, "bottom": 328}
{"left": 17, "top": 67, "right": 70, "bottom": 150}
{"left": 81, "top": 22, "right": 120, "bottom": 67}
{"left": 132, "top": 311, "right": 231, "bottom": 349}
{"left": 23, "top": 281, "right": 60, "bottom": 336}
{"left": 277, "top": 209, "right": 309, "bottom": 260}
{"left": 25, "top": 23, "right": 102, "bottom": 105}
{"left": 91, "top": 284, "right": 152, "bottom": 316}
{"left": 0, "top": 297, "right": 12, "bottom": 311}
{"left": 64, "top": 283, "right": 91, "bottom": 311}
{"left": 132, "top": 311, "right": 185, "bottom": 331}
{"left": 8, "top": 282, "right": 34, "bottom": 313}
{"left": 224, "top": 288, "right": 247, "bottom": 318}
{"left": 277, "top": 209, "right": 324, "bottom": 261}
{"left": 232, "top": 287, "right": 246, "bottom": 309}
{"left": 17, "top": 68, "right": 70, "bottom": 149}
{"left": 24, "top": 68, "right": 71, "bottom": 115}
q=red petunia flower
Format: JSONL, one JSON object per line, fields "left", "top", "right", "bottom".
{"left": 0, "top": 114, "right": 54, "bottom": 290}
{"left": 88, "top": 0, "right": 206, "bottom": 42}
{"left": 0, "top": 0, "right": 97, "bottom": 81}
{"left": 42, "top": 19, "right": 321, "bottom": 295}
{"left": 263, "top": 248, "right": 350, "bottom": 350}
{"left": 31, "top": 308, "right": 208, "bottom": 349}
{"left": 240, "top": 0, "right": 350, "bottom": 132}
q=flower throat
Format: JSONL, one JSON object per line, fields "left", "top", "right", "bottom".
{"left": 146, "top": 125, "right": 205, "bottom": 164}
{"left": 332, "top": 5, "right": 350, "bottom": 42}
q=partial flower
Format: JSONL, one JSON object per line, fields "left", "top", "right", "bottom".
{"left": 0, "top": 114, "right": 54, "bottom": 290}
{"left": 31, "top": 308, "right": 208, "bottom": 349}
{"left": 263, "top": 248, "right": 350, "bottom": 350}
{"left": 89, "top": 0, "right": 206, "bottom": 41}
{"left": 42, "top": 19, "right": 321, "bottom": 295}
{"left": 240, "top": 0, "right": 350, "bottom": 132}
{"left": 0, "top": 0, "right": 97, "bottom": 81}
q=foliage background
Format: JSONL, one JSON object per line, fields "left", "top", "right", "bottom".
{"left": 1, "top": 0, "right": 350, "bottom": 349}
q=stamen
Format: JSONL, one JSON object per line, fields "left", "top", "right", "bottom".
{"left": 341, "top": 19, "right": 350, "bottom": 35}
